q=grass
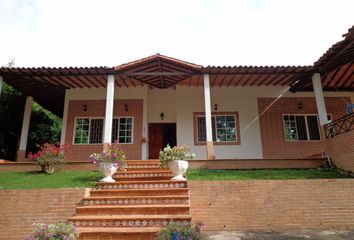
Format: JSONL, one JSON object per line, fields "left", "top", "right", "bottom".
{"left": 0, "top": 170, "right": 101, "bottom": 189}
{"left": 0, "top": 168, "right": 351, "bottom": 189}
{"left": 186, "top": 168, "right": 352, "bottom": 180}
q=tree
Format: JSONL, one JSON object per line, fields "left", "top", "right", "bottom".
{"left": 0, "top": 60, "right": 61, "bottom": 161}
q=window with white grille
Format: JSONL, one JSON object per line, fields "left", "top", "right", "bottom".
{"left": 74, "top": 118, "right": 103, "bottom": 144}
{"left": 112, "top": 117, "right": 133, "bottom": 144}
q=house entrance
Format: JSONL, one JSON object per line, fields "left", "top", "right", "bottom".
{"left": 148, "top": 123, "right": 176, "bottom": 159}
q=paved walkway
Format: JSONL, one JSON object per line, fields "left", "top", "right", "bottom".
{"left": 205, "top": 229, "right": 354, "bottom": 240}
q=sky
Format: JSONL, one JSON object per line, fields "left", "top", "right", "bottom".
{"left": 0, "top": 0, "right": 353, "bottom": 68}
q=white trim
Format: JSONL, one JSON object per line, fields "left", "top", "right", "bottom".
{"left": 60, "top": 91, "right": 69, "bottom": 146}
{"left": 112, "top": 116, "right": 135, "bottom": 145}
{"left": 72, "top": 117, "right": 104, "bottom": 145}
{"left": 282, "top": 114, "right": 326, "bottom": 142}
{"left": 196, "top": 113, "right": 238, "bottom": 143}
{"left": 103, "top": 74, "right": 115, "bottom": 144}
{"left": 19, "top": 96, "right": 33, "bottom": 150}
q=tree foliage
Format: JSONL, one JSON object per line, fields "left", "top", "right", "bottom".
{"left": 0, "top": 61, "right": 62, "bottom": 161}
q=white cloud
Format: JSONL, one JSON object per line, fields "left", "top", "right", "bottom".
{"left": 0, "top": 0, "right": 353, "bottom": 67}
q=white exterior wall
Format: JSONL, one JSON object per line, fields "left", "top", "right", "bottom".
{"left": 64, "top": 85, "right": 353, "bottom": 160}
{"left": 148, "top": 88, "right": 176, "bottom": 123}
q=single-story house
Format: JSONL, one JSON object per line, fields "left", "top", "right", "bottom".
{"left": 0, "top": 26, "right": 353, "bottom": 168}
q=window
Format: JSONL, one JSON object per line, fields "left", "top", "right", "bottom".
{"left": 74, "top": 118, "right": 103, "bottom": 144}
{"left": 112, "top": 117, "right": 133, "bottom": 144}
{"left": 196, "top": 113, "right": 238, "bottom": 144}
{"left": 283, "top": 115, "right": 322, "bottom": 141}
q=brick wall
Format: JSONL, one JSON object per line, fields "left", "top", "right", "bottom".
{"left": 3, "top": 180, "right": 354, "bottom": 239}
{"left": 325, "top": 130, "right": 354, "bottom": 172}
{"left": 0, "top": 188, "right": 87, "bottom": 240}
{"left": 258, "top": 97, "right": 349, "bottom": 159}
{"left": 65, "top": 99, "right": 143, "bottom": 161}
{"left": 190, "top": 179, "right": 354, "bottom": 230}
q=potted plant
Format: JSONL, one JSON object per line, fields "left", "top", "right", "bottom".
{"left": 156, "top": 221, "right": 204, "bottom": 240}
{"left": 27, "top": 222, "right": 78, "bottom": 240}
{"left": 90, "top": 143, "right": 127, "bottom": 182}
{"left": 159, "top": 145, "right": 195, "bottom": 181}
{"left": 27, "top": 143, "right": 67, "bottom": 174}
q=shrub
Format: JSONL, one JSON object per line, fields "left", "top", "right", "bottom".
{"left": 156, "top": 221, "right": 204, "bottom": 240}
{"left": 27, "top": 222, "right": 78, "bottom": 240}
{"left": 27, "top": 143, "right": 67, "bottom": 173}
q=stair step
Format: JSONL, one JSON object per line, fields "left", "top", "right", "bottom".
{"left": 95, "top": 180, "right": 187, "bottom": 190}
{"left": 82, "top": 196, "right": 190, "bottom": 206}
{"left": 114, "top": 170, "right": 173, "bottom": 181}
{"left": 125, "top": 160, "right": 160, "bottom": 165}
{"left": 69, "top": 214, "right": 192, "bottom": 228}
{"left": 78, "top": 226, "right": 161, "bottom": 233}
{"left": 90, "top": 188, "right": 189, "bottom": 197}
{"left": 77, "top": 227, "right": 160, "bottom": 240}
{"left": 76, "top": 204, "right": 190, "bottom": 215}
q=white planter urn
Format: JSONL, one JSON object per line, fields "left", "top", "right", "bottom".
{"left": 98, "top": 162, "right": 117, "bottom": 182}
{"left": 168, "top": 160, "right": 189, "bottom": 181}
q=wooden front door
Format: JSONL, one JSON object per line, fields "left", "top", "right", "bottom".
{"left": 148, "top": 123, "right": 176, "bottom": 159}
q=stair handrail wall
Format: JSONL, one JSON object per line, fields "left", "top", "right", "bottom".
{"left": 324, "top": 112, "right": 354, "bottom": 138}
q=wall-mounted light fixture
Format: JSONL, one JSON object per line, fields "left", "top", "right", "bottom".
{"left": 83, "top": 104, "right": 88, "bottom": 112}
{"left": 160, "top": 112, "right": 165, "bottom": 120}
{"left": 214, "top": 104, "right": 218, "bottom": 111}
{"left": 124, "top": 104, "right": 129, "bottom": 112}
{"left": 297, "top": 101, "right": 303, "bottom": 110}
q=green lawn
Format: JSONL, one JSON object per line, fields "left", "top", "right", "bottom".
{"left": 0, "top": 168, "right": 351, "bottom": 189}
{"left": 0, "top": 171, "right": 101, "bottom": 189}
{"left": 186, "top": 168, "right": 352, "bottom": 180}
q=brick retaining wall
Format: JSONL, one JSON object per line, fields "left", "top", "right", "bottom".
{"left": 325, "top": 130, "right": 354, "bottom": 173}
{"left": 0, "top": 188, "right": 87, "bottom": 240}
{"left": 2, "top": 180, "right": 354, "bottom": 239}
{"left": 189, "top": 180, "right": 354, "bottom": 230}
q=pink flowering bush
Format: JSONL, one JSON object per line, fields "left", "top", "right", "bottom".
{"left": 27, "top": 143, "right": 67, "bottom": 173}
{"left": 89, "top": 143, "right": 126, "bottom": 170}
{"left": 27, "top": 222, "right": 78, "bottom": 240}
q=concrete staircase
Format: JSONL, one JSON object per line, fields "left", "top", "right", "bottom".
{"left": 69, "top": 160, "right": 191, "bottom": 240}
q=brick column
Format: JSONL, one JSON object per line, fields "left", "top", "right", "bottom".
{"left": 17, "top": 96, "right": 33, "bottom": 161}
{"left": 203, "top": 74, "right": 215, "bottom": 159}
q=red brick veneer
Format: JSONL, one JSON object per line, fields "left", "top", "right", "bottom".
{"left": 65, "top": 99, "right": 143, "bottom": 161}
{"left": 258, "top": 97, "right": 349, "bottom": 159}
{"left": 325, "top": 130, "right": 354, "bottom": 172}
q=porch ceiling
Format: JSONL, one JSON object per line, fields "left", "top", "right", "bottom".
{"left": 0, "top": 66, "right": 115, "bottom": 116}
{"left": 115, "top": 54, "right": 202, "bottom": 89}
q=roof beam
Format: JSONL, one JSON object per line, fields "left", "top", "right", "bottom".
{"left": 336, "top": 63, "right": 353, "bottom": 87}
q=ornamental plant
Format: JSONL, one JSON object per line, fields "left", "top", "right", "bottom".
{"left": 156, "top": 221, "right": 204, "bottom": 240}
{"left": 26, "top": 222, "right": 78, "bottom": 240}
{"left": 27, "top": 143, "right": 67, "bottom": 173}
{"left": 159, "top": 145, "right": 195, "bottom": 168}
{"left": 89, "top": 143, "right": 127, "bottom": 169}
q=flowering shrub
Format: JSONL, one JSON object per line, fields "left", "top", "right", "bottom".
{"left": 156, "top": 221, "right": 204, "bottom": 240}
{"left": 89, "top": 143, "right": 126, "bottom": 169}
{"left": 159, "top": 145, "right": 196, "bottom": 168}
{"left": 27, "top": 143, "right": 67, "bottom": 173}
{"left": 27, "top": 222, "right": 78, "bottom": 240}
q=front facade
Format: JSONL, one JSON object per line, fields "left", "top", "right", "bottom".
{"left": 1, "top": 26, "right": 353, "bottom": 163}
{"left": 61, "top": 83, "right": 353, "bottom": 161}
